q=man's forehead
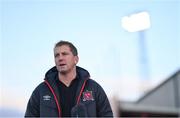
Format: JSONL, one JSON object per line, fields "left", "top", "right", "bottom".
{"left": 54, "top": 45, "right": 71, "bottom": 53}
{"left": 55, "top": 45, "right": 70, "bottom": 50}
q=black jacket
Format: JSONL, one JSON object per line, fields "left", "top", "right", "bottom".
{"left": 25, "top": 66, "right": 113, "bottom": 117}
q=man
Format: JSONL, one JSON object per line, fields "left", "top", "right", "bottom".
{"left": 25, "top": 40, "right": 113, "bottom": 117}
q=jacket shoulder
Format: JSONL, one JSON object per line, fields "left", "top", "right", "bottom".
{"left": 86, "top": 79, "right": 103, "bottom": 90}
{"left": 31, "top": 82, "right": 48, "bottom": 96}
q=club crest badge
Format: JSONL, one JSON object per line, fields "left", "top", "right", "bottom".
{"left": 83, "top": 90, "right": 94, "bottom": 101}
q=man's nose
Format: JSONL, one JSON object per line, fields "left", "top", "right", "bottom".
{"left": 58, "top": 55, "right": 64, "bottom": 61}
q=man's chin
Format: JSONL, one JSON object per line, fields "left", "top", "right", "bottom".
{"left": 57, "top": 67, "right": 66, "bottom": 72}
{"left": 59, "top": 70, "right": 68, "bottom": 74}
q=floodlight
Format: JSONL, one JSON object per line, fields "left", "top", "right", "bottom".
{"left": 121, "top": 11, "right": 151, "bottom": 32}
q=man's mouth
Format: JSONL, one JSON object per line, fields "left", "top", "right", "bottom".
{"left": 59, "top": 64, "right": 66, "bottom": 66}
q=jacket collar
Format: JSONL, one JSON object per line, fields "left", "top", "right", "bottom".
{"left": 44, "top": 66, "right": 90, "bottom": 84}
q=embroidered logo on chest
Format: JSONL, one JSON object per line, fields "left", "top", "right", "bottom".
{"left": 83, "top": 90, "right": 94, "bottom": 101}
{"left": 43, "top": 95, "right": 51, "bottom": 101}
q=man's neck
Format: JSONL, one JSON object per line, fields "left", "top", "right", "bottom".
{"left": 58, "top": 69, "right": 76, "bottom": 87}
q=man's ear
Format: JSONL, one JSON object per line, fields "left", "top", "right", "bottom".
{"left": 75, "top": 56, "right": 79, "bottom": 64}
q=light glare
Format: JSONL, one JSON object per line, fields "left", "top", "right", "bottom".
{"left": 121, "top": 11, "right": 151, "bottom": 32}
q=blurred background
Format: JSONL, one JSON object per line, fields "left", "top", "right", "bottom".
{"left": 0, "top": 0, "right": 180, "bottom": 117}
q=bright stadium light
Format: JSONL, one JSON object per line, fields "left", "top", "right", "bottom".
{"left": 121, "top": 11, "right": 151, "bottom": 32}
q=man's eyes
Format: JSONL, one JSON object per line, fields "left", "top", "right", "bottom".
{"left": 55, "top": 52, "right": 69, "bottom": 57}
{"left": 62, "top": 52, "right": 69, "bottom": 55}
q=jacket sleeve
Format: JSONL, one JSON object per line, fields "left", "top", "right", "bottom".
{"left": 96, "top": 83, "right": 113, "bottom": 117}
{"left": 25, "top": 86, "right": 40, "bottom": 117}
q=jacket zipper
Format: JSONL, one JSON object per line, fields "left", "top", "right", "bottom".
{"left": 76, "top": 79, "right": 88, "bottom": 104}
{"left": 44, "top": 80, "right": 62, "bottom": 117}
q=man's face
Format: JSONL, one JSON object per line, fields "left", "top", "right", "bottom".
{"left": 54, "top": 45, "right": 78, "bottom": 74}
